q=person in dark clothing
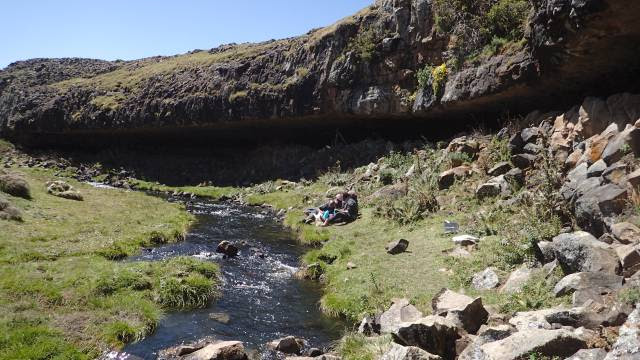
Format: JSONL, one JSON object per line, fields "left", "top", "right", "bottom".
{"left": 329, "top": 191, "right": 359, "bottom": 224}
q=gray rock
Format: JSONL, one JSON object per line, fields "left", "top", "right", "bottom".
{"left": 380, "top": 344, "right": 442, "bottom": 360}
{"left": 487, "top": 162, "right": 512, "bottom": 177}
{"left": 452, "top": 234, "right": 479, "bottom": 246}
{"left": 431, "top": 289, "right": 489, "bottom": 334}
{"left": 553, "top": 272, "right": 623, "bottom": 302}
{"left": 575, "top": 184, "right": 628, "bottom": 235}
{"left": 523, "top": 142, "right": 542, "bottom": 155}
{"left": 391, "top": 316, "right": 460, "bottom": 360}
{"left": 604, "top": 307, "right": 640, "bottom": 360}
{"left": 267, "top": 336, "right": 304, "bottom": 355}
{"left": 500, "top": 267, "right": 537, "bottom": 294}
{"left": 438, "top": 166, "right": 471, "bottom": 190}
{"left": 457, "top": 325, "right": 514, "bottom": 360}
{"left": 216, "top": 241, "right": 239, "bottom": 257}
{"left": 552, "top": 231, "right": 620, "bottom": 274}
{"left": 358, "top": 314, "right": 380, "bottom": 336}
{"left": 566, "top": 348, "right": 607, "bottom": 360}
{"left": 183, "top": 341, "right": 248, "bottom": 360}
{"left": 476, "top": 175, "right": 511, "bottom": 200}
{"left": 626, "top": 168, "right": 640, "bottom": 188}
{"left": 475, "top": 329, "right": 587, "bottom": 360}
{"left": 520, "top": 128, "right": 541, "bottom": 144}
{"left": 587, "top": 159, "right": 607, "bottom": 178}
{"left": 602, "top": 126, "right": 640, "bottom": 164}
{"left": 536, "top": 241, "right": 555, "bottom": 263}
{"left": 511, "top": 153, "right": 536, "bottom": 169}
{"left": 504, "top": 168, "right": 524, "bottom": 186}
{"left": 615, "top": 244, "right": 640, "bottom": 277}
{"left": 46, "top": 180, "right": 83, "bottom": 201}
{"left": 379, "top": 298, "right": 424, "bottom": 334}
{"left": 602, "top": 161, "right": 628, "bottom": 185}
{"left": 472, "top": 268, "right": 500, "bottom": 290}
{"left": 568, "top": 163, "right": 589, "bottom": 184}
{"left": 386, "top": 239, "right": 409, "bottom": 255}
{"left": 611, "top": 222, "right": 640, "bottom": 245}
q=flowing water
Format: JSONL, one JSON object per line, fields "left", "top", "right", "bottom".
{"left": 123, "top": 200, "right": 343, "bottom": 359}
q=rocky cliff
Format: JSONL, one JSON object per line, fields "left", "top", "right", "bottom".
{"left": 1, "top": 0, "right": 640, "bottom": 146}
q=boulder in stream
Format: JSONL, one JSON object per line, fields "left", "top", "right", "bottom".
{"left": 216, "top": 241, "right": 239, "bottom": 257}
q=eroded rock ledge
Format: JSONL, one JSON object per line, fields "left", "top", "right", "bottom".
{"left": 1, "top": 0, "right": 640, "bottom": 146}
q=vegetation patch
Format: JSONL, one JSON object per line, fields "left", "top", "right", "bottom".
{"left": 0, "top": 166, "right": 205, "bottom": 356}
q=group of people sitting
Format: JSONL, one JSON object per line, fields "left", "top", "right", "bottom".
{"left": 303, "top": 191, "right": 359, "bottom": 227}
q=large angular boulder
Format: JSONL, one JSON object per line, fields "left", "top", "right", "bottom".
{"left": 602, "top": 161, "right": 628, "bottom": 185}
{"left": 587, "top": 160, "right": 607, "bottom": 178}
{"left": 500, "top": 267, "right": 537, "bottom": 294}
{"left": 431, "top": 289, "right": 489, "bottom": 334}
{"left": 487, "top": 162, "right": 512, "bottom": 177}
{"left": 379, "top": 298, "right": 424, "bottom": 334}
{"left": 604, "top": 307, "right": 640, "bottom": 360}
{"left": 391, "top": 316, "right": 460, "bottom": 360}
{"left": 574, "top": 184, "right": 628, "bottom": 236}
{"left": 511, "top": 153, "right": 536, "bottom": 170}
{"left": 474, "top": 329, "right": 586, "bottom": 360}
{"left": 267, "top": 336, "right": 304, "bottom": 355}
{"left": 601, "top": 125, "right": 640, "bottom": 164}
{"left": 476, "top": 176, "right": 511, "bottom": 200}
{"left": 471, "top": 268, "right": 499, "bottom": 290}
{"left": 551, "top": 232, "right": 620, "bottom": 274}
{"left": 553, "top": 272, "right": 623, "bottom": 298}
{"left": 611, "top": 222, "right": 640, "bottom": 245}
{"left": 438, "top": 166, "right": 472, "bottom": 190}
{"left": 457, "top": 325, "right": 514, "bottom": 360}
{"left": 615, "top": 244, "right": 640, "bottom": 277}
{"left": 567, "top": 349, "right": 607, "bottom": 360}
{"left": 380, "top": 344, "right": 442, "bottom": 360}
{"left": 183, "top": 341, "right": 248, "bottom": 360}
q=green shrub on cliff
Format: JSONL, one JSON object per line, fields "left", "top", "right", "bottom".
{"left": 484, "top": 0, "right": 530, "bottom": 41}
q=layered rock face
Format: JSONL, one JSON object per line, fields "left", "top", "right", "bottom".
{"left": 1, "top": 0, "right": 640, "bottom": 145}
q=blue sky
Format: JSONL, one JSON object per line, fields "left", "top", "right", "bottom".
{"left": 0, "top": 0, "right": 373, "bottom": 69}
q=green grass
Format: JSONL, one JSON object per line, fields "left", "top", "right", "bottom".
{"left": 0, "top": 166, "right": 219, "bottom": 356}
{"left": 336, "top": 333, "right": 393, "bottom": 360}
{"left": 129, "top": 178, "right": 239, "bottom": 200}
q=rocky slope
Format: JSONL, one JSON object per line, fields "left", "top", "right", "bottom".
{"left": 2, "top": 0, "right": 640, "bottom": 146}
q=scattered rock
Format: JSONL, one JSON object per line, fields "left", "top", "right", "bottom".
{"left": 615, "top": 244, "right": 640, "bottom": 277}
{"left": 471, "top": 268, "right": 499, "bottom": 290}
{"left": 601, "top": 125, "right": 640, "bottom": 164}
{"left": 500, "top": 267, "right": 537, "bottom": 294}
{"left": 386, "top": 239, "right": 409, "bottom": 255}
{"left": 626, "top": 168, "right": 640, "bottom": 188}
{"left": 587, "top": 160, "right": 607, "bottom": 178}
{"left": 46, "top": 180, "right": 83, "bottom": 201}
{"left": 209, "top": 312, "right": 231, "bottom": 324}
{"left": 602, "top": 161, "right": 628, "bottom": 185}
{"left": 447, "top": 137, "right": 480, "bottom": 158}
{"left": 475, "top": 329, "right": 586, "bottom": 360}
{"left": 611, "top": 222, "right": 640, "bottom": 245}
{"left": 487, "top": 162, "right": 512, "bottom": 177}
{"left": 391, "top": 316, "right": 460, "bottom": 360}
{"left": 476, "top": 176, "right": 510, "bottom": 200}
{"left": 358, "top": 314, "right": 381, "bottom": 336}
{"left": 216, "top": 241, "right": 239, "bottom": 257}
{"left": 457, "top": 325, "right": 514, "bottom": 360}
{"left": 452, "top": 235, "right": 479, "bottom": 246}
{"left": 574, "top": 184, "right": 628, "bottom": 235}
{"left": 438, "top": 166, "right": 472, "bottom": 190}
{"left": 379, "top": 298, "right": 424, "bottom": 334}
{"left": 520, "top": 128, "right": 541, "bottom": 144}
{"left": 444, "top": 248, "right": 471, "bottom": 258}
{"left": 604, "top": 307, "right": 640, "bottom": 359}
{"left": 267, "top": 336, "right": 305, "bottom": 355}
{"left": 431, "top": 289, "right": 488, "bottom": 334}
{"left": 381, "top": 343, "right": 442, "bottom": 360}
{"left": 511, "top": 153, "right": 537, "bottom": 169}
{"left": 369, "top": 182, "right": 409, "bottom": 201}
{"left": 0, "top": 172, "right": 30, "bottom": 199}
{"left": 551, "top": 232, "right": 620, "bottom": 274}
{"left": 552, "top": 272, "right": 623, "bottom": 303}
{"left": 567, "top": 348, "right": 607, "bottom": 360}
{"left": 183, "top": 341, "right": 248, "bottom": 360}
{"left": 346, "top": 262, "right": 357, "bottom": 270}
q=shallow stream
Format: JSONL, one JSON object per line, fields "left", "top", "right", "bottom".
{"left": 123, "top": 200, "right": 342, "bottom": 359}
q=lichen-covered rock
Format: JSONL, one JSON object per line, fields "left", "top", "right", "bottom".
{"left": 604, "top": 307, "right": 640, "bottom": 360}
{"left": 551, "top": 232, "right": 620, "bottom": 274}
{"left": 471, "top": 268, "right": 499, "bottom": 290}
{"left": 0, "top": 172, "right": 30, "bottom": 199}
{"left": 473, "top": 329, "right": 587, "bottom": 360}
{"left": 46, "top": 180, "right": 83, "bottom": 201}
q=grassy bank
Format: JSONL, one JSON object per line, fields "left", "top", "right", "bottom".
{"left": 0, "top": 166, "right": 219, "bottom": 359}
